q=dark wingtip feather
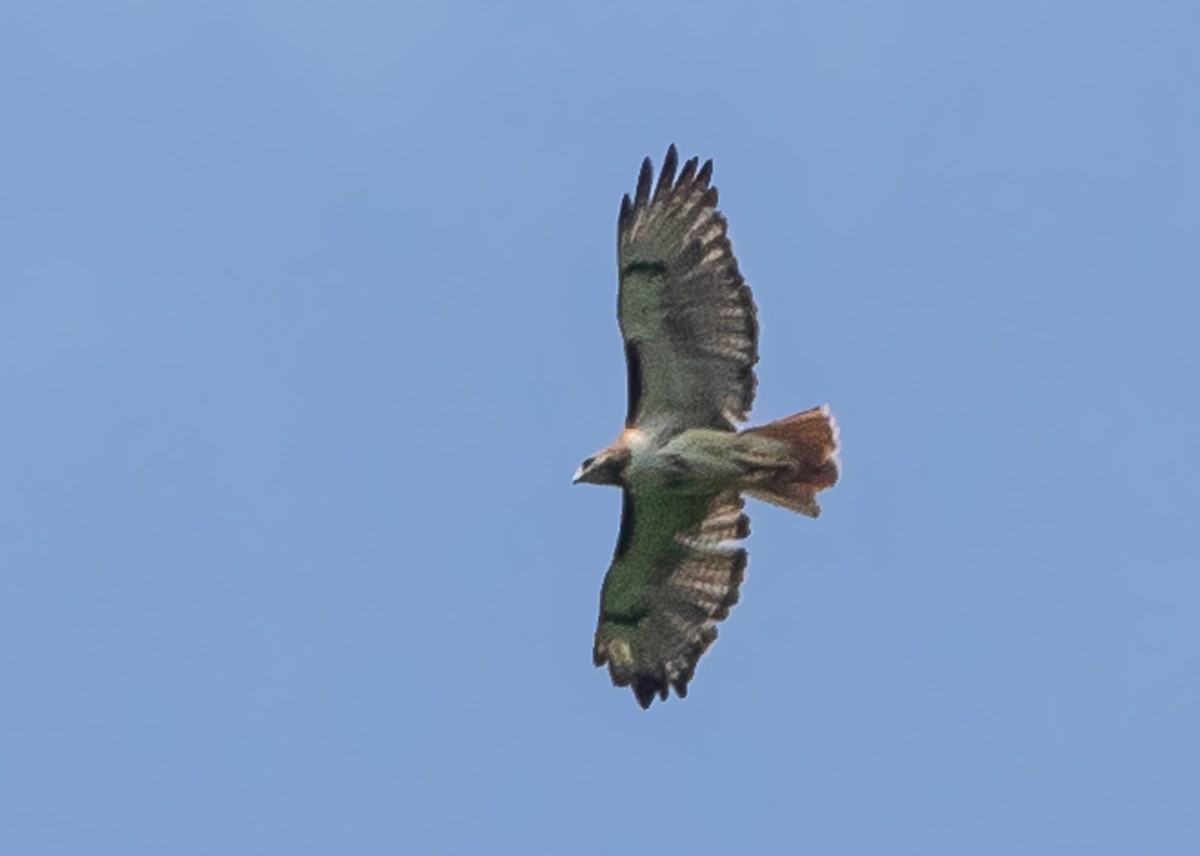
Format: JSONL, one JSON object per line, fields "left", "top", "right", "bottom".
{"left": 670, "top": 661, "right": 699, "bottom": 700}
{"left": 634, "top": 157, "right": 653, "bottom": 207}
{"left": 655, "top": 145, "right": 678, "bottom": 198}
{"left": 677, "top": 155, "right": 699, "bottom": 188}
{"left": 696, "top": 158, "right": 714, "bottom": 188}
{"left": 633, "top": 672, "right": 662, "bottom": 705}
{"left": 632, "top": 675, "right": 662, "bottom": 709}
{"left": 618, "top": 193, "right": 633, "bottom": 234}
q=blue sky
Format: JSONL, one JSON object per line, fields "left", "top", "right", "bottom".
{"left": 3, "top": 2, "right": 1198, "bottom": 853}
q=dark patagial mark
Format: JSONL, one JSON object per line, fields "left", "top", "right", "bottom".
{"left": 613, "top": 490, "right": 636, "bottom": 560}
{"left": 623, "top": 340, "right": 643, "bottom": 427}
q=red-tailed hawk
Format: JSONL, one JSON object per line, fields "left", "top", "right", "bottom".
{"left": 574, "top": 145, "right": 840, "bottom": 709}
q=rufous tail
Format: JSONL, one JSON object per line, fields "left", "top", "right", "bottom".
{"left": 741, "top": 405, "right": 840, "bottom": 517}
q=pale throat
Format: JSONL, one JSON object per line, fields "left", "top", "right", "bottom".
{"left": 617, "top": 426, "right": 662, "bottom": 482}
{"left": 618, "top": 427, "right": 651, "bottom": 452}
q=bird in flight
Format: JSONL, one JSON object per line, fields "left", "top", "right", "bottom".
{"left": 574, "top": 145, "right": 840, "bottom": 709}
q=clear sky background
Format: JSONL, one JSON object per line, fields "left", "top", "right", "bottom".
{"left": 3, "top": 2, "right": 1198, "bottom": 854}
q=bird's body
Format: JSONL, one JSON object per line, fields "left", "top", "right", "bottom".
{"left": 628, "top": 429, "right": 742, "bottom": 491}
{"left": 574, "top": 146, "right": 840, "bottom": 708}
{"left": 599, "top": 427, "right": 788, "bottom": 493}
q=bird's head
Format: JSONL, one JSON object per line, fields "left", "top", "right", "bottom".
{"left": 572, "top": 444, "right": 630, "bottom": 487}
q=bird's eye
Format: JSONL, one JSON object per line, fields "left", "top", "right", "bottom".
{"left": 581, "top": 457, "right": 595, "bottom": 470}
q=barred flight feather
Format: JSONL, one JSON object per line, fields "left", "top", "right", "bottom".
{"left": 618, "top": 144, "right": 759, "bottom": 430}
{"left": 594, "top": 492, "right": 749, "bottom": 708}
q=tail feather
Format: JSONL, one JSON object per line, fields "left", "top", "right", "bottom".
{"left": 741, "top": 405, "right": 840, "bottom": 517}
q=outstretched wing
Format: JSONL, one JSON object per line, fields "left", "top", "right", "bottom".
{"left": 594, "top": 489, "right": 750, "bottom": 708}
{"left": 618, "top": 145, "right": 759, "bottom": 432}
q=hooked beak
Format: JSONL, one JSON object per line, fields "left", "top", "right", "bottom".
{"left": 573, "top": 455, "right": 600, "bottom": 485}
{"left": 573, "top": 451, "right": 625, "bottom": 487}
{"left": 572, "top": 460, "right": 594, "bottom": 485}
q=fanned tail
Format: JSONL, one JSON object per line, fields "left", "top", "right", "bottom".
{"left": 741, "top": 405, "right": 840, "bottom": 517}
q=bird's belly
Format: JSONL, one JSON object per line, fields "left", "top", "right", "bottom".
{"left": 625, "top": 430, "right": 743, "bottom": 493}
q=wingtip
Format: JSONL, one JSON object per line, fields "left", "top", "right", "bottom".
{"left": 677, "top": 155, "right": 698, "bottom": 187}
{"left": 655, "top": 144, "right": 679, "bottom": 198}
{"left": 618, "top": 193, "right": 633, "bottom": 233}
{"left": 635, "top": 156, "right": 653, "bottom": 206}
{"left": 631, "top": 674, "right": 667, "bottom": 709}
